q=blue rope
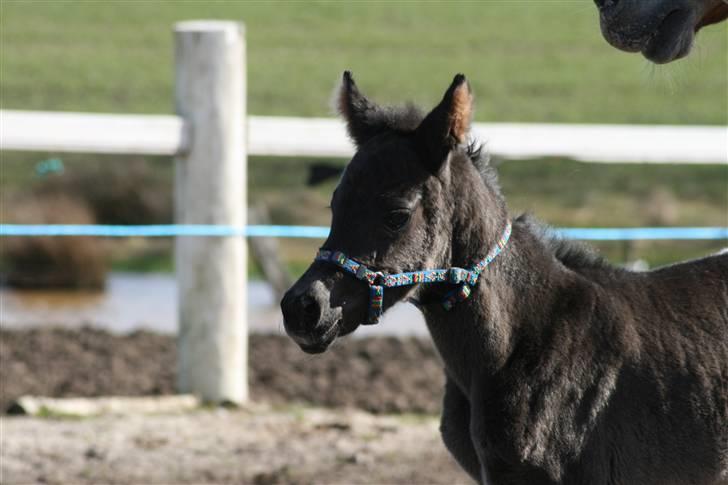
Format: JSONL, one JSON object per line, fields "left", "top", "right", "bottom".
{"left": 0, "top": 224, "right": 726, "bottom": 241}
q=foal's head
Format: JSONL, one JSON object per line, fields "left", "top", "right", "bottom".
{"left": 281, "top": 72, "right": 506, "bottom": 353}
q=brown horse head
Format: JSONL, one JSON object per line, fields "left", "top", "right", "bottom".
{"left": 595, "top": 0, "right": 728, "bottom": 63}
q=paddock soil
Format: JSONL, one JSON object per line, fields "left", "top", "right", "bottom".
{"left": 0, "top": 328, "right": 468, "bottom": 484}
{"left": 0, "top": 328, "right": 445, "bottom": 414}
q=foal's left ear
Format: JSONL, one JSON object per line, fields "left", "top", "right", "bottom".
{"left": 415, "top": 74, "right": 473, "bottom": 173}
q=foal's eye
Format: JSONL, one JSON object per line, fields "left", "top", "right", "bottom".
{"left": 384, "top": 210, "right": 411, "bottom": 232}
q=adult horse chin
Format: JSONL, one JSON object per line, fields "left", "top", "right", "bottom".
{"left": 596, "top": 0, "right": 728, "bottom": 63}
{"left": 642, "top": 9, "right": 696, "bottom": 63}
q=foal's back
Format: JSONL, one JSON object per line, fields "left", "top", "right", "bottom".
{"left": 612, "top": 253, "right": 727, "bottom": 351}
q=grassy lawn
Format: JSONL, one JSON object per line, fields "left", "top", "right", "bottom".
{"left": 1, "top": 1, "right": 725, "bottom": 123}
{"left": 0, "top": 1, "right": 726, "bottom": 273}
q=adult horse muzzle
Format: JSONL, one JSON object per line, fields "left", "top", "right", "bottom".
{"left": 595, "top": 0, "right": 727, "bottom": 63}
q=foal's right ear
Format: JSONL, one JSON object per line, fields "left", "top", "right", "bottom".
{"left": 336, "top": 71, "right": 385, "bottom": 147}
{"left": 415, "top": 74, "right": 473, "bottom": 173}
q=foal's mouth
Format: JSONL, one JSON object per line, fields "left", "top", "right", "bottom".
{"left": 299, "top": 319, "right": 341, "bottom": 354}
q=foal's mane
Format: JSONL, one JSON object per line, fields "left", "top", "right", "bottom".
{"left": 374, "top": 103, "right": 611, "bottom": 272}
{"left": 465, "top": 141, "right": 611, "bottom": 272}
{"left": 516, "top": 214, "right": 613, "bottom": 271}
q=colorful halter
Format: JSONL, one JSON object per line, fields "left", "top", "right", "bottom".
{"left": 315, "top": 220, "right": 512, "bottom": 325}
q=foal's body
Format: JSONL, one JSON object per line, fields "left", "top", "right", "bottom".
{"left": 430, "top": 211, "right": 728, "bottom": 484}
{"left": 282, "top": 73, "right": 728, "bottom": 484}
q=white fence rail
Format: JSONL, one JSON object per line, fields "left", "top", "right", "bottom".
{"left": 2, "top": 110, "right": 726, "bottom": 164}
{"left": 249, "top": 117, "right": 728, "bottom": 164}
{"left": 0, "top": 20, "right": 726, "bottom": 407}
{"left": 0, "top": 111, "right": 188, "bottom": 155}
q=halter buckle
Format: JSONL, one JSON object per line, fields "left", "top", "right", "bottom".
{"left": 448, "top": 268, "right": 469, "bottom": 284}
{"left": 355, "top": 264, "right": 369, "bottom": 281}
{"left": 372, "top": 272, "right": 386, "bottom": 286}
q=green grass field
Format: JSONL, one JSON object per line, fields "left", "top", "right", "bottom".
{"left": 1, "top": 1, "right": 726, "bottom": 273}
{"left": 1, "top": 2, "right": 726, "bottom": 123}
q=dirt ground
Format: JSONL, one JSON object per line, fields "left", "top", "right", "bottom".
{"left": 1, "top": 405, "right": 469, "bottom": 484}
{"left": 0, "top": 328, "right": 445, "bottom": 414}
{"left": 0, "top": 328, "right": 466, "bottom": 484}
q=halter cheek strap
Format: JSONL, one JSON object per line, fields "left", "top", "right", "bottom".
{"left": 315, "top": 220, "right": 512, "bottom": 325}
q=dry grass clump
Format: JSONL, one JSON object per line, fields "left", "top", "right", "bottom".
{"left": 1, "top": 194, "right": 107, "bottom": 289}
{"left": 643, "top": 188, "right": 679, "bottom": 226}
{"left": 37, "top": 158, "right": 172, "bottom": 225}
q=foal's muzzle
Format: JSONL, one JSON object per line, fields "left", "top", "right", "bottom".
{"left": 281, "top": 279, "right": 342, "bottom": 353}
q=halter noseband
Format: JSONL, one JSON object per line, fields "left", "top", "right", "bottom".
{"left": 315, "top": 220, "right": 512, "bottom": 325}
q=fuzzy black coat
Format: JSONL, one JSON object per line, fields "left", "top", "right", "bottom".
{"left": 281, "top": 72, "right": 728, "bottom": 484}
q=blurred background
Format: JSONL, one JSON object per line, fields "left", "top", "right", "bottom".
{"left": 0, "top": 2, "right": 726, "bottom": 484}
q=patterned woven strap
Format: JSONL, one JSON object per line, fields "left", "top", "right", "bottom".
{"left": 369, "top": 285, "right": 384, "bottom": 323}
{"left": 315, "top": 220, "right": 512, "bottom": 324}
{"left": 315, "top": 252, "right": 475, "bottom": 288}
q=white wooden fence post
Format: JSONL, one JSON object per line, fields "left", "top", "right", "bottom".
{"left": 174, "top": 21, "right": 247, "bottom": 404}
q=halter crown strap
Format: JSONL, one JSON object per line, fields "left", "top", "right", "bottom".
{"left": 316, "top": 220, "right": 512, "bottom": 325}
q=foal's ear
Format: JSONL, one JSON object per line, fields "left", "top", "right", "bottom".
{"left": 415, "top": 74, "right": 473, "bottom": 173}
{"left": 336, "top": 71, "right": 385, "bottom": 147}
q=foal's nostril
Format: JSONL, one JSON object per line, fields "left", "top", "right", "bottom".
{"left": 301, "top": 296, "right": 322, "bottom": 326}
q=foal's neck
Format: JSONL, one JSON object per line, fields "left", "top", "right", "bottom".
{"left": 421, "top": 171, "right": 566, "bottom": 389}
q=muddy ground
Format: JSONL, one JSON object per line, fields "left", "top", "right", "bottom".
{"left": 0, "top": 328, "right": 445, "bottom": 414}
{"left": 0, "top": 328, "right": 467, "bottom": 484}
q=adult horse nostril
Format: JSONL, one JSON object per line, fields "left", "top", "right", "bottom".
{"left": 301, "top": 296, "right": 322, "bottom": 326}
{"left": 594, "top": 0, "right": 618, "bottom": 11}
